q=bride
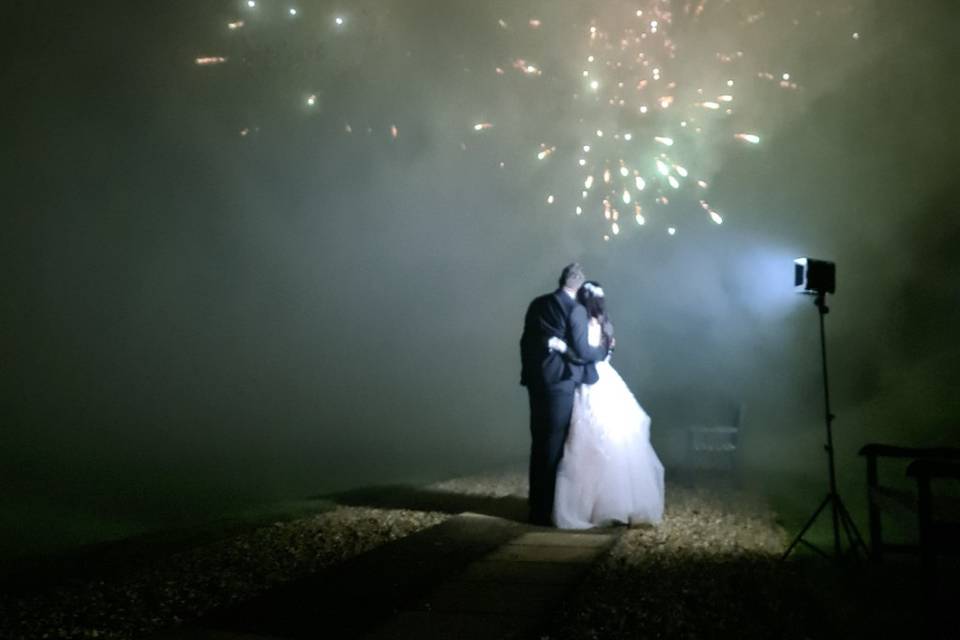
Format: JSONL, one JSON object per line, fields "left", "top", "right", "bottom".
{"left": 552, "top": 281, "right": 665, "bottom": 528}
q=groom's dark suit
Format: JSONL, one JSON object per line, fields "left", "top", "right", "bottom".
{"left": 520, "top": 288, "right": 608, "bottom": 525}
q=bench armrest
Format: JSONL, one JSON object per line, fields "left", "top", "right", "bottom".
{"left": 859, "top": 444, "right": 960, "bottom": 460}
{"left": 907, "top": 459, "right": 960, "bottom": 480}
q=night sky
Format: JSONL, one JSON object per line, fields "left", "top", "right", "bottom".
{"left": 2, "top": 0, "right": 958, "bottom": 557}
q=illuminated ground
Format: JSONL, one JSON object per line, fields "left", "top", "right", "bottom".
{"left": 0, "top": 471, "right": 952, "bottom": 639}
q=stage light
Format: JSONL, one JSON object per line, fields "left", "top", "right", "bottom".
{"left": 785, "top": 257, "right": 868, "bottom": 561}
{"left": 794, "top": 257, "right": 835, "bottom": 295}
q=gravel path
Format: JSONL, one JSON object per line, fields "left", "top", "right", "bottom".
{"left": 545, "top": 481, "right": 942, "bottom": 640}
{"left": 0, "top": 472, "right": 944, "bottom": 639}
{"left": 0, "top": 506, "right": 447, "bottom": 640}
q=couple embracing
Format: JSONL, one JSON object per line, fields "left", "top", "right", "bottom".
{"left": 520, "top": 263, "right": 664, "bottom": 529}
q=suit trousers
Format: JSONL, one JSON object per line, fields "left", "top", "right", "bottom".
{"left": 527, "top": 387, "right": 574, "bottom": 525}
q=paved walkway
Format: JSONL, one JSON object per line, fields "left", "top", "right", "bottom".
{"left": 151, "top": 513, "right": 620, "bottom": 640}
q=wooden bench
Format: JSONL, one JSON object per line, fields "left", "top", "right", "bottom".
{"left": 859, "top": 444, "right": 960, "bottom": 565}
{"left": 685, "top": 403, "right": 744, "bottom": 473}
{"left": 907, "top": 459, "right": 960, "bottom": 578}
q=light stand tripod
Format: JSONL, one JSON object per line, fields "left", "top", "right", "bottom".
{"left": 781, "top": 290, "right": 868, "bottom": 561}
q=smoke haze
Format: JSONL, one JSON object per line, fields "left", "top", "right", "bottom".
{"left": 2, "top": 0, "right": 958, "bottom": 556}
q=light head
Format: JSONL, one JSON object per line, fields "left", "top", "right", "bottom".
{"left": 794, "top": 258, "right": 835, "bottom": 295}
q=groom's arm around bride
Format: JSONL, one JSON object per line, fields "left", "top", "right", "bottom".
{"left": 560, "top": 302, "right": 608, "bottom": 380}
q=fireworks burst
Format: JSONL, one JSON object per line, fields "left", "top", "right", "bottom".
{"left": 194, "top": 0, "right": 865, "bottom": 242}
{"left": 495, "top": 0, "right": 809, "bottom": 238}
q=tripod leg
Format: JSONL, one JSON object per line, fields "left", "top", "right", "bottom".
{"left": 837, "top": 504, "right": 860, "bottom": 560}
{"left": 836, "top": 500, "right": 861, "bottom": 561}
{"left": 837, "top": 499, "right": 869, "bottom": 556}
{"left": 782, "top": 494, "right": 831, "bottom": 561}
{"left": 798, "top": 537, "right": 832, "bottom": 559}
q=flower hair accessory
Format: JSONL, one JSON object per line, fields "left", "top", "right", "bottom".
{"left": 583, "top": 282, "right": 604, "bottom": 297}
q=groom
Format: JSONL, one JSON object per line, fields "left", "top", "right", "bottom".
{"left": 520, "top": 263, "right": 609, "bottom": 526}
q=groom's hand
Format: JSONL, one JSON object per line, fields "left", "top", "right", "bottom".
{"left": 548, "top": 336, "right": 568, "bottom": 354}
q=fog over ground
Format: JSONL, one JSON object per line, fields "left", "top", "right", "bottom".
{"left": 2, "top": 0, "right": 958, "bottom": 557}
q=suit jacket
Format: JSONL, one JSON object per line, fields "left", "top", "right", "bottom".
{"left": 520, "top": 289, "right": 608, "bottom": 392}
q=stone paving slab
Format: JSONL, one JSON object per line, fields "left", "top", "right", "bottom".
{"left": 164, "top": 632, "right": 289, "bottom": 640}
{"left": 147, "top": 513, "right": 621, "bottom": 640}
{"left": 360, "top": 611, "right": 538, "bottom": 640}
{"left": 418, "top": 580, "right": 571, "bottom": 615}
{"left": 458, "top": 559, "right": 586, "bottom": 585}
{"left": 148, "top": 513, "right": 526, "bottom": 639}
{"left": 509, "top": 530, "right": 616, "bottom": 547}
{"left": 361, "top": 527, "right": 620, "bottom": 639}
{"left": 484, "top": 541, "right": 606, "bottom": 564}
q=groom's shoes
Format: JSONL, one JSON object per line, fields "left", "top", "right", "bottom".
{"left": 528, "top": 513, "right": 553, "bottom": 527}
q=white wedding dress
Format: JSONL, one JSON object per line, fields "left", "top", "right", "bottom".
{"left": 554, "top": 320, "right": 665, "bottom": 528}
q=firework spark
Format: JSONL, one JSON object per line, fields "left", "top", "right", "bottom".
{"left": 537, "top": 145, "right": 557, "bottom": 160}
{"left": 512, "top": 59, "right": 543, "bottom": 76}
{"left": 196, "top": 0, "right": 860, "bottom": 242}
{"left": 495, "top": 0, "right": 798, "bottom": 238}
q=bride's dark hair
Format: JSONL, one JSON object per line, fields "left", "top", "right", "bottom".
{"left": 577, "top": 280, "right": 614, "bottom": 350}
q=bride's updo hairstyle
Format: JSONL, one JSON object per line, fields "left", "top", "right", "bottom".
{"left": 578, "top": 281, "right": 615, "bottom": 348}
{"left": 577, "top": 280, "right": 605, "bottom": 318}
